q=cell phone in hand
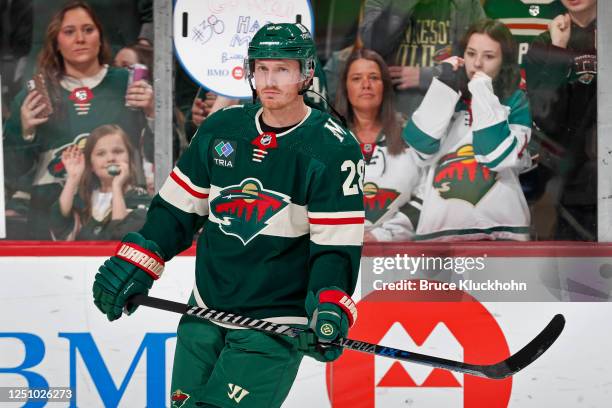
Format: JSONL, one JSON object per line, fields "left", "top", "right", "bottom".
{"left": 26, "top": 74, "right": 53, "bottom": 117}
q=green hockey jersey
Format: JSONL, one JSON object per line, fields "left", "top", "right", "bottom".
{"left": 141, "top": 104, "right": 364, "bottom": 323}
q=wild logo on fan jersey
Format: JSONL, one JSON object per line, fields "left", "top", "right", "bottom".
{"left": 210, "top": 178, "right": 290, "bottom": 245}
{"left": 47, "top": 134, "right": 89, "bottom": 177}
{"left": 572, "top": 54, "right": 597, "bottom": 85}
{"left": 433, "top": 145, "right": 497, "bottom": 205}
{"left": 363, "top": 182, "right": 400, "bottom": 224}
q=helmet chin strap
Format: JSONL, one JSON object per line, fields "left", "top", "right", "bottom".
{"left": 298, "top": 78, "right": 313, "bottom": 95}
{"left": 248, "top": 76, "right": 257, "bottom": 103}
{"left": 298, "top": 70, "right": 315, "bottom": 95}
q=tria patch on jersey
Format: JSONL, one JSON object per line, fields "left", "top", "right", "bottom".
{"left": 171, "top": 389, "right": 190, "bottom": 408}
{"left": 363, "top": 182, "right": 400, "bottom": 223}
{"left": 213, "top": 139, "right": 237, "bottom": 168}
{"left": 433, "top": 144, "right": 497, "bottom": 206}
{"left": 210, "top": 178, "right": 290, "bottom": 244}
{"left": 251, "top": 132, "right": 277, "bottom": 163}
{"left": 69, "top": 86, "right": 94, "bottom": 115}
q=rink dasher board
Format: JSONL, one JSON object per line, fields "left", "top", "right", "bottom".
{"left": 0, "top": 251, "right": 611, "bottom": 407}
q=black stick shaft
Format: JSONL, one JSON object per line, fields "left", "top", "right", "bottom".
{"left": 129, "top": 294, "right": 564, "bottom": 380}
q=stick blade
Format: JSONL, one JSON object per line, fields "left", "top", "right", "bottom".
{"left": 481, "top": 314, "right": 566, "bottom": 379}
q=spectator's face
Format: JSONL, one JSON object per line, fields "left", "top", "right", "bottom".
{"left": 463, "top": 33, "right": 503, "bottom": 80}
{"left": 114, "top": 48, "right": 138, "bottom": 69}
{"left": 561, "top": 0, "right": 597, "bottom": 13}
{"left": 253, "top": 59, "right": 303, "bottom": 109}
{"left": 90, "top": 133, "right": 130, "bottom": 182}
{"left": 346, "top": 58, "right": 384, "bottom": 115}
{"left": 57, "top": 8, "right": 101, "bottom": 68}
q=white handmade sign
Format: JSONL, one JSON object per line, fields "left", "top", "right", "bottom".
{"left": 174, "top": 0, "right": 314, "bottom": 98}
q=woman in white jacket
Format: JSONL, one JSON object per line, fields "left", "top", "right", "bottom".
{"left": 404, "top": 19, "right": 532, "bottom": 241}
{"left": 336, "top": 48, "right": 423, "bottom": 242}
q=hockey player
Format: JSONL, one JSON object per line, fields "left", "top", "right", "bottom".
{"left": 92, "top": 23, "right": 364, "bottom": 408}
{"left": 404, "top": 19, "right": 532, "bottom": 241}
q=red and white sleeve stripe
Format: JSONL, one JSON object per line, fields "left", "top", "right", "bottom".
{"left": 308, "top": 210, "right": 364, "bottom": 246}
{"left": 159, "top": 167, "right": 209, "bottom": 216}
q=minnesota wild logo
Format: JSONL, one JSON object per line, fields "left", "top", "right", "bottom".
{"left": 47, "top": 133, "right": 89, "bottom": 178}
{"left": 210, "top": 178, "right": 290, "bottom": 244}
{"left": 171, "top": 389, "right": 190, "bottom": 408}
{"left": 433, "top": 145, "right": 497, "bottom": 205}
{"left": 363, "top": 182, "right": 400, "bottom": 223}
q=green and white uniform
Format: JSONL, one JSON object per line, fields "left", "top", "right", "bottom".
{"left": 144, "top": 103, "right": 364, "bottom": 320}
{"left": 404, "top": 77, "right": 532, "bottom": 241}
{"left": 140, "top": 103, "right": 364, "bottom": 407}
{"left": 361, "top": 135, "right": 423, "bottom": 241}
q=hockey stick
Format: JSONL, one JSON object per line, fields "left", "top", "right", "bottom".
{"left": 128, "top": 294, "right": 565, "bottom": 379}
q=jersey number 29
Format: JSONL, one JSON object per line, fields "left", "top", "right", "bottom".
{"left": 341, "top": 159, "right": 364, "bottom": 196}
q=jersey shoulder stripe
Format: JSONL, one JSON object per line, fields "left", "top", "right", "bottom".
{"left": 170, "top": 168, "right": 209, "bottom": 198}
{"left": 159, "top": 167, "right": 210, "bottom": 216}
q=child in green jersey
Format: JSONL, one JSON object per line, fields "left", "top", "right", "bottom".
{"left": 50, "top": 124, "right": 151, "bottom": 240}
